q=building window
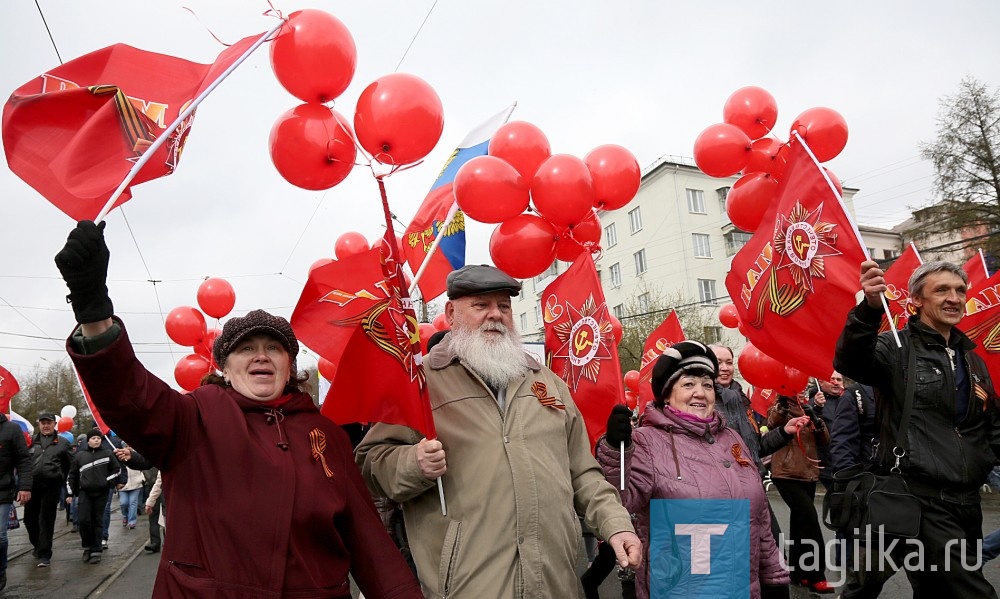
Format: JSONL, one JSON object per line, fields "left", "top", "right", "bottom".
{"left": 534, "top": 300, "right": 541, "bottom": 323}
{"left": 866, "top": 247, "right": 875, "bottom": 257}
{"left": 610, "top": 263, "right": 622, "bottom": 287}
{"left": 637, "top": 292, "right": 650, "bottom": 312}
{"left": 520, "top": 313, "right": 528, "bottom": 330}
{"left": 703, "top": 326, "right": 723, "bottom": 344}
{"left": 633, "top": 249, "right": 647, "bottom": 275}
{"left": 724, "top": 230, "right": 752, "bottom": 256}
{"left": 717, "top": 187, "right": 730, "bottom": 213}
{"left": 605, "top": 223, "right": 618, "bottom": 248}
{"left": 693, "top": 233, "right": 712, "bottom": 258}
{"left": 628, "top": 207, "right": 643, "bottom": 234}
{"left": 698, "top": 279, "right": 718, "bottom": 305}
{"left": 883, "top": 249, "right": 897, "bottom": 260}
{"left": 613, "top": 304, "right": 625, "bottom": 319}
{"left": 686, "top": 189, "right": 706, "bottom": 214}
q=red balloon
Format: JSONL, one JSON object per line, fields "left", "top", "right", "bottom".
{"left": 194, "top": 328, "right": 222, "bottom": 366}
{"left": 726, "top": 172, "right": 779, "bottom": 232}
{"left": 555, "top": 235, "right": 586, "bottom": 262}
{"left": 779, "top": 366, "right": 810, "bottom": 395}
{"left": 489, "top": 214, "right": 558, "bottom": 279}
{"left": 354, "top": 73, "right": 443, "bottom": 166}
{"left": 269, "top": 10, "right": 357, "bottom": 103}
{"left": 488, "top": 121, "right": 551, "bottom": 185}
{"left": 790, "top": 107, "right": 849, "bottom": 162}
{"left": 454, "top": 155, "right": 530, "bottom": 224}
{"left": 770, "top": 144, "right": 790, "bottom": 180}
{"left": 309, "top": 257, "right": 334, "bottom": 273}
{"left": 165, "top": 306, "right": 207, "bottom": 347}
{"left": 585, "top": 144, "right": 641, "bottom": 211}
{"left": 269, "top": 103, "right": 356, "bottom": 190}
{"left": 318, "top": 357, "right": 337, "bottom": 381}
{"left": 418, "top": 323, "right": 437, "bottom": 354}
{"left": 738, "top": 343, "right": 785, "bottom": 390}
{"left": 197, "top": 278, "right": 236, "bottom": 319}
{"left": 623, "top": 370, "right": 640, "bottom": 392}
{"left": 57, "top": 416, "right": 73, "bottom": 433}
{"left": 694, "top": 123, "right": 751, "bottom": 178}
{"left": 175, "top": 354, "right": 211, "bottom": 392}
{"left": 824, "top": 168, "right": 844, "bottom": 197}
{"left": 572, "top": 210, "right": 602, "bottom": 245}
{"left": 723, "top": 86, "right": 778, "bottom": 140}
{"left": 718, "top": 303, "right": 740, "bottom": 329}
{"left": 624, "top": 390, "right": 638, "bottom": 411}
{"left": 744, "top": 138, "right": 785, "bottom": 175}
{"left": 610, "top": 315, "right": 623, "bottom": 345}
{"left": 377, "top": 233, "right": 405, "bottom": 258}
{"left": 335, "top": 232, "right": 368, "bottom": 260}
{"left": 432, "top": 313, "right": 449, "bottom": 331}
{"left": 531, "top": 154, "right": 595, "bottom": 227}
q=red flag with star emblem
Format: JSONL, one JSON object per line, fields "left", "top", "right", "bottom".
{"left": 2, "top": 36, "right": 260, "bottom": 221}
{"left": 724, "top": 137, "right": 868, "bottom": 379}
{"left": 879, "top": 242, "right": 923, "bottom": 333}
{"left": 636, "top": 310, "right": 686, "bottom": 413}
{"left": 964, "top": 249, "right": 990, "bottom": 291}
{"left": 542, "top": 254, "right": 624, "bottom": 450}
{"left": 291, "top": 239, "right": 436, "bottom": 439}
{"left": 0, "top": 364, "right": 20, "bottom": 415}
{"left": 959, "top": 269, "right": 1000, "bottom": 384}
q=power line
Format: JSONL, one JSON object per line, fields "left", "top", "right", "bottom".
{"left": 34, "top": 0, "right": 63, "bottom": 64}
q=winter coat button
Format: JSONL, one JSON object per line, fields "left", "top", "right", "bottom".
{"left": 517, "top": 536, "right": 524, "bottom": 544}
{"left": 723, "top": 460, "right": 731, "bottom": 468}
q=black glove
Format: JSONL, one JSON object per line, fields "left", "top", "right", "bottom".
{"left": 605, "top": 404, "right": 633, "bottom": 448}
{"left": 760, "top": 584, "right": 790, "bottom": 599}
{"left": 54, "top": 220, "right": 113, "bottom": 324}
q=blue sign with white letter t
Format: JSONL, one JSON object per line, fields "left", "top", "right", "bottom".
{"left": 649, "top": 499, "right": 750, "bottom": 598}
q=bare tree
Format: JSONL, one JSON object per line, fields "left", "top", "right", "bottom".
{"left": 11, "top": 360, "right": 85, "bottom": 430}
{"left": 913, "top": 77, "right": 1000, "bottom": 256}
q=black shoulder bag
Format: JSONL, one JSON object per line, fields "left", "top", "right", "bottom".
{"left": 822, "top": 341, "right": 922, "bottom": 539}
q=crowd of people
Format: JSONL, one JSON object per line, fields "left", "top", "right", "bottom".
{"left": 0, "top": 222, "right": 997, "bottom": 598}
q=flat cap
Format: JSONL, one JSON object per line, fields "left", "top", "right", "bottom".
{"left": 37, "top": 412, "right": 56, "bottom": 422}
{"left": 650, "top": 340, "right": 719, "bottom": 402}
{"left": 446, "top": 265, "right": 521, "bottom": 300}
{"left": 213, "top": 309, "right": 299, "bottom": 368}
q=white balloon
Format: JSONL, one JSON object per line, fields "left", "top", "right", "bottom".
{"left": 60, "top": 405, "right": 77, "bottom": 419}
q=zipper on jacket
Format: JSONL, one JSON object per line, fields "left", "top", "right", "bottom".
{"left": 265, "top": 409, "right": 289, "bottom": 450}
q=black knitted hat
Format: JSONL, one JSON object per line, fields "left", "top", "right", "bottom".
{"left": 650, "top": 340, "right": 719, "bottom": 402}
{"left": 212, "top": 309, "right": 299, "bottom": 368}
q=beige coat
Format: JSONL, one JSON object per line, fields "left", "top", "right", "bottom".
{"left": 356, "top": 337, "right": 634, "bottom": 599}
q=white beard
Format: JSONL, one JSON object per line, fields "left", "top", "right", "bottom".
{"left": 449, "top": 321, "right": 527, "bottom": 390}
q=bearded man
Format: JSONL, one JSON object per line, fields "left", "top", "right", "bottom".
{"left": 356, "top": 265, "right": 641, "bottom": 599}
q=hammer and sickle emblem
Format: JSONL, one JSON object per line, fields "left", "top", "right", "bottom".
{"left": 793, "top": 233, "right": 809, "bottom": 259}
{"left": 574, "top": 329, "right": 593, "bottom": 354}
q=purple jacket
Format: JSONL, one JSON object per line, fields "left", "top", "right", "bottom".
{"left": 596, "top": 406, "right": 789, "bottom": 599}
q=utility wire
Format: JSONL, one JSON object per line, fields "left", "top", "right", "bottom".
{"left": 34, "top": 0, "right": 63, "bottom": 64}
{"left": 394, "top": 0, "right": 439, "bottom": 72}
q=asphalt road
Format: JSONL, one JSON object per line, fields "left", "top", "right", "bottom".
{"left": 11, "top": 489, "right": 1000, "bottom": 597}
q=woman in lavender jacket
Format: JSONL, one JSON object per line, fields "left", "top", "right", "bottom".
{"left": 597, "top": 341, "right": 790, "bottom": 599}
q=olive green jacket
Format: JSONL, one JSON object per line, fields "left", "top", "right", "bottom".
{"left": 356, "top": 336, "right": 634, "bottom": 598}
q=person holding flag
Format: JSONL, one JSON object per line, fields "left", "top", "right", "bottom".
{"left": 356, "top": 264, "right": 641, "bottom": 599}
{"left": 835, "top": 260, "right": 1000, "bottom": 598}
{"left": 53, "top": 220, "right": 422, "bottom": 598}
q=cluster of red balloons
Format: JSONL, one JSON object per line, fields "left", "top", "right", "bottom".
{"left": 449, "top": 120, "right": 640, "bottom": 279}
{"left": 622, "top": 369, "right": 640, "bottom": 410}
{"left": 268, "top": 10, "right": 444, "bottom": 191}
{"left": 167, "top": 278, "right": 236, "bottom": 391}
{"left": 417, "top": 312, "right": 451, "bottom": 354}
{"left": 693, "top": 86, "right": 848, "bottom": 233}
{"left": 308, "top": 231, "right": 412, "bottom": 291}
{"left": 736, "top": 341, "right": 809, "bottom": 396}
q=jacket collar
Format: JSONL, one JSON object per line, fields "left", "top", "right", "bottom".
{"left": 641, "top": 403, "right": 726, "bottom": 438}
{"left": 907, "top": 315, "right": 976, "bottom": 352}
{"left": 425, "top": 332, "right": 542, "bottom": 372}
{"left": 226, "top": 387, "right": 318, "bottom": 414}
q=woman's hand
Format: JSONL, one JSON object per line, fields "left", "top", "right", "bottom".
{"left": 783, "top": 416, "right": 810, "bottom": 435}
{"left": 54, "top": 220, "right": 114, "bottom": 325}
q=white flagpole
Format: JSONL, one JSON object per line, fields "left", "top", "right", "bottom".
{"left": 94, "top": 21, "right": 283, "bottom": 224}
{"left": 620, "top": 441, "right": 625, "bottom": 491}
{"left": 791, "top": 131, "right": 902, "bottom": 348}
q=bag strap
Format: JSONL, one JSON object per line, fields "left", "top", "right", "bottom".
{"left": 889, "top": 336, "right": 918, "bottom": 474}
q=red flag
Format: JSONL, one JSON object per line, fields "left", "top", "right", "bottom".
{"left": 73, "top": 367, "right": 109, "bottom": 434}
{"left": 964, "top": 249, "right": 990, "bottom": 291}
{"left": 291, "top": 240, "right": 436, "bottom": 439}
{"left": 636, "top": 310, "right": 686, "bottom": 413}
{"left": 960, "top": 269, "right": 1000, "bottom": 384}
{"left": 403, "top": 106, "right": 514, "bottom": 300}
{"left": 542, "top": 254, "right": 624, "bottom": 450}
{"left": 0, "top": 365, "right": 20, "bottom": 415}
{"left": 724, "top": 138, "right": 868, "bottom": 379}
{"left": 2, "top": 36, "right": 260, "bottom": 221}
{"left": 749, "top": 387, "right": 777, "bottom": 418}
{"left": 879, "top": 242, "right": 923, "bottom": 333}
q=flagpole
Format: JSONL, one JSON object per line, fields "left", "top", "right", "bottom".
{"left": 791, "top": 131, "right": 902, "bottom": 348}
{"left": 94, "top": 21, "right": 283, "bottom": 224}
{"left": 408, "top": 201, "right": 460, "bottom": 296}
{"left": 620, "top": 441, "right": 625, "bottom": 491}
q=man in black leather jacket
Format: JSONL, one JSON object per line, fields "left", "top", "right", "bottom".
{"left": 835, "top": 260, "right": 1000, "bottom": 599}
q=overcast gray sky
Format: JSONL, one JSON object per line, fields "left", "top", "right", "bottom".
{"left": 2, "top": 0, "right": 999, "bottom": 391}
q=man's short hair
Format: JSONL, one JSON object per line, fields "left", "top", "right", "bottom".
{"left": 908, "top": 261, "right": 969, "bottom": 299}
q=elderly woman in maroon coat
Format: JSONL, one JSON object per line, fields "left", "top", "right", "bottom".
{"left": 54, "top": 221, "right": 422, "bottom": 599}
{"left": 597, "top": 341, "right": 790, "bottom": 599}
